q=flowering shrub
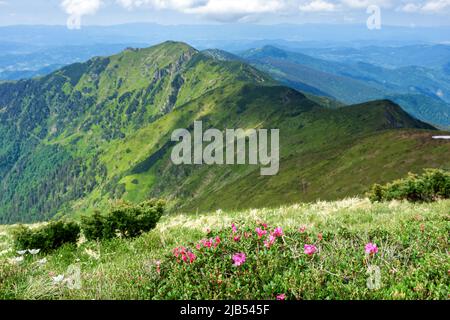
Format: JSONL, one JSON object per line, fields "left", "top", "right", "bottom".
{"left": 151, "top": 222, "right": 331, "bottom": 300}
{"left": 173, "top": 247, "right": 197, "bottom": 264}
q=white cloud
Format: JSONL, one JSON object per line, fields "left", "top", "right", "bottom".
{"left": 397, "top": 0, "right": 450, "bottom": 13}
{"left": 116, "top": 0, "right": 287, "bottom": 21}
{"left": 115, "top": 0, "right": 450, "bottom": 19}
{"left": 341, "top": 0, "right": 392, "bottom": 9}
{"left": 299, "top": 0, "right": 336, "bottom": 12}
{"left": 58, "top": 0, "right": 450, "bottom": 27}
{"left": 398, "top": 2, "right": 421, "bottom": 12}
{"left": 116, "top": 0, "right": 208, "bottom": 10}
{"left": 61, "top": 0, "right": 102, "bottom": 29}
{"left": 184, "top": 0, "right": 286, "bottom": 21}
{"left": 421, "top": 0, "right": 450, "bottom": 12}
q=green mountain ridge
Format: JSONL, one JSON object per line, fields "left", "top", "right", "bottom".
{"left": 241, "top": 45, "right": 450, "bottom": 129}
{"left": 0, "top": 41, "right": 449, "bottom": 223}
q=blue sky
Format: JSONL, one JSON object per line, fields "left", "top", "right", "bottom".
{"left": 0, "top": 0, "right": 449, "bottom": 27}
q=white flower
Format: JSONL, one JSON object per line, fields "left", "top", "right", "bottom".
{"left": 29, "top": 249, "right": 41, "bottom": 255}
{"left": 8, "top": 256, "right": 24, "bottom": 264}
{"left": 52, "top": 275, "right": 65, "bottom": 284}
{"left": 17, "top": 250, "right": 27, "bottom": 255}
{"left": 37, "top": 258, "right": 47, "bottom": 265}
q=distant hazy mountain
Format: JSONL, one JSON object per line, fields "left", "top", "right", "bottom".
{"left": 1, "top": 42, "right": 448, "bottom": 223}
{"left": 241, "top": 45, "right": 450, "bottom": 129}
{"left": 0, "top": 43, "right": 145, "bottom": 80}
{"left": 1, "top": 23, "right": 449, "bottom": 82}
{"left": 296, "top": 45, "right": 450, "bottom": 69}
{"left": 1, "top": 23, "right": 450, "bottom": 49}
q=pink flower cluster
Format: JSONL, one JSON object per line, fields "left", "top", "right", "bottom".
{"left": 197, "top": 236, "right": 221, "bottom": 250}
{"left": 173, "top": 246, "right": 197, "bottom": 264}
{"left": 304, "top": 244, "right": 317, "bottom": 256}
{"left": 173, "top": 224, "right": 380, "bottom": 277}
{"left": 232, "top": 252, "right": 246, "bottom": 266}
{"left": 365, "top": 243, "right": 378, "bottom": 255}
{"left": 231, "top": 223, "right": 241, "bottom": 242}
{"left": 255, "top": 227, "right": 267, "bottom": 239}
{"left": 262, "top": 226, "right": 283, "bottom": 249}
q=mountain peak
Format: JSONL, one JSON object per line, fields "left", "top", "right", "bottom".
{"left": 118, "top": 40, "right": 198, "bottom": 58}
{"left": 244, "top": 45, "right": 288, "bottom": 59}
{"left": 260, "top": 45, "right": 287, "bottom": 56}
{"left": 348, "top": 99, "right": 436, "bottom": 130}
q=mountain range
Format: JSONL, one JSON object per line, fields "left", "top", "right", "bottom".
{"left": 0, "top": 41, "right": 449, "bottom": 223}
{"left": 239, "top": 45, "right": 450, "bottom": 129}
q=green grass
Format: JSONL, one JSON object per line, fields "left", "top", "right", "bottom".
{"left": 0, "top": 198, "right": 448, "bottom": 300}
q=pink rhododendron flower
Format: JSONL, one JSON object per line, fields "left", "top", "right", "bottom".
{"left": 202, "top": 238, "right": 213, "bottom": 248}
{"left": 232, "top": 223, "right": 237, "bottom": 233}
{"left": 276, "top": 294, "right": 286, "bottom": 300}
{"left": 304, "top": 244, "right": 317, "bottom": 256}
{"left": 173, "top": 246, "right": 196, "bottom": 264}
{"left": 273, "top": 227, "right": 283, "bottom": 237}
{"left": 187, "top": 251, "right": 197, "bottom": 263}
{"left": 264, "top": 234, "right": 276, "bottom": 248}
{"left": 199, "top": 237, "right": 221, "bottom": 249}
{"left": 173, "top": 246, "right": 186, "bottom": 258}
{"left": 255, "top": 227, "right": 268, "bottom": 239}
{"left": 214, "top": 236, "right": 221, "bottom": 247}
{"left": 232, "top": 253, "right": 246, "bottom": 266}
{"left": 261, "top": 223, "right": 268, "bottom": 229}
{"left": 299, "top": 226, "right": 307, "bottom": 233}
{"left": 233, "top": 235, "right": 241, "bottom": 242}
{"left": 365, "top": 243, "right": 378, "bottom": 255}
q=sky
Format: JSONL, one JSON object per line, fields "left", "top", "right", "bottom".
{"left": 0, "top": 0, "right": 449, "bottom": 27}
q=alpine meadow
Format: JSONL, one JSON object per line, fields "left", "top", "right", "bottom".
{"left": 0, "top": 15, "right": 449, "bottom": 303}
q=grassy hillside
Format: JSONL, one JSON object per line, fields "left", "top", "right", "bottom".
{"left": 0, "top": 198, "right": 448, "bottom": 299}
{"left": 0, "top": 41, "right": 449, "bottom": 224}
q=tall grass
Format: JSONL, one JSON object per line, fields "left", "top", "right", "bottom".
{"left": 0, "top": 198, "right": 448, "bottom": 300}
